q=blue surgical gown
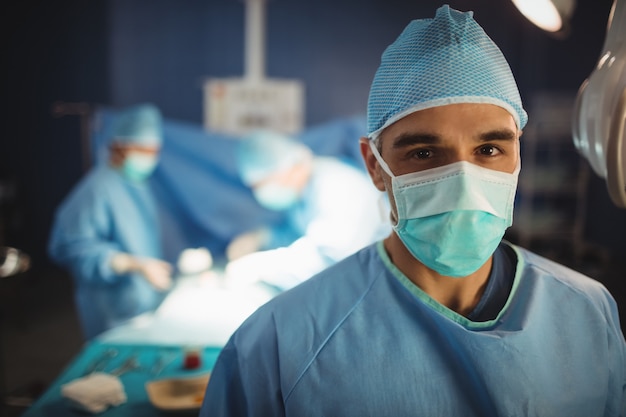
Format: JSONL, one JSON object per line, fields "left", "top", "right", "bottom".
{"left": 48, "top": 165, "right": 167, "bottom": 339}
{"left": 201, "top": 241, "right": 626, "bottom": 417}
{"left": 251, "top": 156, "right": 390, "bottom": 290}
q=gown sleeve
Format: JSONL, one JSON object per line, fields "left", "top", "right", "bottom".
{"left": 48, "top": 171, "right": 125, "bottom": 285}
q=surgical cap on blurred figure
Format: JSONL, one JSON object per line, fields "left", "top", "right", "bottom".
{"left": 112, "top": 104, "right": 163, "bottom": 146}
{"left": 237, "top": 131, "right": 311, "bottom": 186}
{"left": 367, "top": 4, "right": 528, "bottom": 140}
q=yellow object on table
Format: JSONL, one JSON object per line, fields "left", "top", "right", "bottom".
{"left": 145, "top": 373, "right": 210, "bottom": 412}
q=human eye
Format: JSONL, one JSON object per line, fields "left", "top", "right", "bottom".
{"left": 477, "top": 144, "right": 502, "bottom": 157}
{"left": 409, "top": 147, "right": 434, "bottom": 160}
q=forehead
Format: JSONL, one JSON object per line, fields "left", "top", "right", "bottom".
{"left": 379, "top": 103, "right": 518, "bottom": 143}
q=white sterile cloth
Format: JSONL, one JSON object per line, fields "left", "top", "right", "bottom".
{"left": 61, "top": 372, "right": 127, "bottom": 413}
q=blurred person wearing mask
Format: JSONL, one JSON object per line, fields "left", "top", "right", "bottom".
{"left": 48, "top": 104, "right": 172, "bottom": 340}
{"left": 200, "top": 5, "right": 626, "bottom": 416}
{"left": 224, "top": 130, "right": 390, "bottom": 291}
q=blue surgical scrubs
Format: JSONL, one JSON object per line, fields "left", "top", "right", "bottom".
{"left": 201, "top": 241, "right": 626, "bottom": 417}
{"left": 48, "top": 165, "right": 166, "bottom": 339}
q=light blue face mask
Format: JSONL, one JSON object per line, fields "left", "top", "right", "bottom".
{"left": 253, "top": 183, "right": 300, "bottom": 211}
{"left": 370, "top": 141, "right": 519, "bottom": 277}
{"left": 121, "top": 153, "right": 158, "bottom": 182}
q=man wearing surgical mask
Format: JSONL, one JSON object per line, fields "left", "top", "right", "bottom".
{"left": 48, "top": 104, "right": 173, "bottom": 340}
{"left": 200, "top": 5, "right": 626, "bottom": 416}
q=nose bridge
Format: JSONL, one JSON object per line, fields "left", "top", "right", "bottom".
{"left": 452, "top": 166, "right": 499, "bottom": 215}
{"left": 433, "top": 129, "right": 467, "bottom": 162}
{"left": 450, "top": 150, "right": 466, "bottom": 164}
{"left": 452, "top": 168, "right": 476, "bottom": 202}
{"left": 444, "top": 141, "right": 469, "bottom": 165}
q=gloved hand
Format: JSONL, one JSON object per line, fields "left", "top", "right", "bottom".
{"left": 224, "top": 250, "right": 278, "bottom": 288}
{"left": 138, "top": 258, "right": 173, "bottom": 291}
{"left": 226, "top": 229, "right": 270, "bottom": 261}
{"left": 177, "top": 247, "right": 213, "bottom": 275}
{"left": 225, "top": 243, "right": 320, "bottom": 292}
{"left": 110, "top": 253, "right": 173, "bottom": 291}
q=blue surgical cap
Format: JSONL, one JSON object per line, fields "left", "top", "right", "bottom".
{"left": 112, "top": 104, "right": 163, "bottom": 146}
{"left": 367, "top": 4, "right": 528, "bottom": 139}
{"left": 237, "top": 131, "right": 311, "bottom": 185}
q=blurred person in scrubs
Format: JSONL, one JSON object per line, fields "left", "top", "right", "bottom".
{"left": 200, "top": 5, "right": 626, "bottom": 416}
{"left": 48, "top": 104, "right": 173, "bottom": 340}
{"left": 224, "top": 130, "right": 390, "bottom": 291}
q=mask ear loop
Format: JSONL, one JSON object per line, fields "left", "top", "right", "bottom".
{"left": 368, "top": 140, "right": 396, "bottom": 178}
{"left": 369, "top": 140, "right": 399, "bottom": 226}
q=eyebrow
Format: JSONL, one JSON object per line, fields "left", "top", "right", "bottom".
{"left": 391, "top": 129, "right": 517, "bottom": 149}
{"left": 391, "top": 133, "right": 440, "bottom": 149}
{"left": 479, "top": 129, "right": 517, "bottom": 142}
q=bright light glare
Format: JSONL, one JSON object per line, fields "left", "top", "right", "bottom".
{"left": 512, "top": 0, "right": 563, "bottom": 32}
{"left": 177, "top": 247, "right": 213, "bottom": 275}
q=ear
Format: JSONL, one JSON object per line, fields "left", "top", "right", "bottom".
{"left": 359, "top": 137, "right": 386, "bottom": 192}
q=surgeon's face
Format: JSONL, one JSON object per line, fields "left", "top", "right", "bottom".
{"left": 109, "top": 142, "right": 160, "bottom": 167}
{"left": 360, "top": 103, "right": 521, "bottom": 220}
{"left": 109, "top": 142, "right": 161, "bottom": 182}
{"left": 249, "top": 162, "right": 311, "bottom": 211}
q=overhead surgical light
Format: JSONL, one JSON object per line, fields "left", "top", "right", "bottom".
{"left": 572, "top": 0, "right": 626, "bottom": 208}
{"left": 203, "top": 0, "right": 305, "bottom": 136}
{"left": 511, "top": 0, "right": 576, "bottom": 35}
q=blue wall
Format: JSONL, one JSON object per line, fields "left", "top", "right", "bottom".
{"left": 2, "top": 0, "right": 622, "bottom": 270}
{"left": 104, "top": 0, "right": 615, "bottom": 125}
